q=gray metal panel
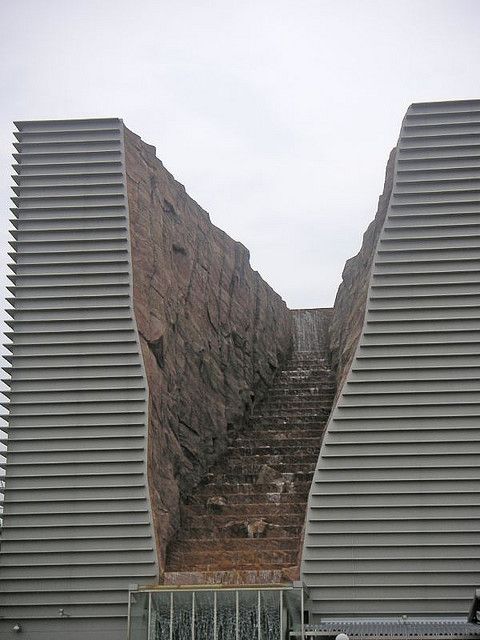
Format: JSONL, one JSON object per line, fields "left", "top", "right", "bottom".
{"left": 0, "top": 119, "right": 159, "bottom": 639}
{"left": 304, "top": 619, "right": 480, "bottom": 638}
{"left": 301, "top": 100, "right": 480, "bottom": 620}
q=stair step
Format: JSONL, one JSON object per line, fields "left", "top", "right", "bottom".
{"left": 197, "top": 478, "right": 310, "bottom": 496}
{"left": 244, "top": 428, "right": 325, "bottom": 439}
{"left": 168, "top": 550, "right": 297, "bottom": 570}
{"left": 291, "top": 350, "right": 327, "bottom": 355}
{"left": 286, "top": 362, "right": 328, "bottom": 368}
{"left": 168, "top": 562, "right": 296, "bottom": 572}
{"left": 253, "top": 409, "right": 332, "bottom": 418}
{"left": 263, "top": 392, "right": 335, "bottom": 399}
{"left": 259, "top": 408, "right": 333, "bottom": 415}
{"left": 278, "top": 365, "right": 330, "bottom": 371}
{"left": 260, "top": 400, "right": 334, "bottom": 409}
{"left": 278, "top": 371, "right": 331, "bottom": 378}
{"left": 269, "top": 389, "right": 335, "bottom": 397}
{"left": 279, "top": 360, "right": 328, "bottom": 367}
{"left": 186, "top": 493, "right": 308, "bottom": 507}
{"left": 222, "top": 456, "right": 318, "bottom": 470}
{"left": 253, "top": 415, "right": 328, "bottom": 425}
{"left": 169, "top": 538, "right": 299, "bottom": 551}
{"left": 276, "top": 374, "right": 332, "bottom": 382}
{"left": 185, "top": 502, "right": 306, "bottom": 516}
{"left": 169, "top": 548, "right": 297, "bottom": 561}
{"left": 234, "top": 434, "right": 322, "bottom": 445}
{"left": 225, "top": 445, "right": 320, "bottom": 457}
{"left": 182, "top": 514, "right": 304, "bottom": 528}
{"left": 252, "top": 423, "right": 327, "bottom": 431}
{"left": 222, "top": 453, "right": 318, "bottom": 464}
{"left": 275, "top": 383, "right": 332, "bottom": 390}
{"left": 273, "top": 385, "right": 335, "bottom": 393}
{"left": 279, "top": 363, "right": 331, "bottom": 367}
{"left": 255, "top": 408, "right": 332, "bottom": 416}
{"left": 162, "top": 569, "right": 290, "bottom": 585}
{"left": 175, "top": 524, "right": 303, "bottom": 540}
{"left": 208, "top": 470, "right": 314, "bottom": 483}
{"left": 197, "top": 481, "right": 311, "bottom": 495}
{"left": 221, "top": 461, "right": 315, "bottom": 473}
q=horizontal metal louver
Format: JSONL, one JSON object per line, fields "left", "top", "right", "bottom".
{"left": 301, "top": 100, "right": 480, "bottom": 620}
{"left": 0, "top": 118, "right": 158, "bottom": 640}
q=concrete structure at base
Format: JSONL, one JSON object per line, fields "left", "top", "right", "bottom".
{"left": 302, "top": 99, "right": 480, "bottom": 619}
{"left": 0, "top": 119, "right": 159, "bottom": 639}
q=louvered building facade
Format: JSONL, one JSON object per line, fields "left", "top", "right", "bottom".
{"left": 0, "top": 119, "right": 158, "bottom": 639}
{"left": 302, "top": 99, "right": 480, "bottom": 620}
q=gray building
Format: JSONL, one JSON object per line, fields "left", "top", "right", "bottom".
{"left": 0, "top": 119, "right": 159, "bottom": 639}
{"left": 302, "top": 99, "right": 480, "bottom": 620}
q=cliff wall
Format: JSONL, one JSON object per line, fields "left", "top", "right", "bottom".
{"left": 124, "top": 127, "right": 293, "bottom": 572}
{"left": 329, "top": 148, "right": 396, "bottom": 390}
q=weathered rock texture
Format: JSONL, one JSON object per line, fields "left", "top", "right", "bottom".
{"left": 329, "top": 148, "right": 396, "bottom": 390}
{"left": 164, "top": 347, "right": 335, "bottom": 586}
{"left": 291, "top": 308, "right": 332, "bottom": 355}
{"left": 124, "top": 128, "right": 293, "bottom": 573}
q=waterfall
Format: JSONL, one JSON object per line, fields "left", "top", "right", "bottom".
{"left": 131, "top": 585, "right": 303, "bottom": 640}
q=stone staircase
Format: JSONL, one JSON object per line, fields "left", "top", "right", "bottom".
{"left": 163, "top": 349, "right": 335, "bottom": 585}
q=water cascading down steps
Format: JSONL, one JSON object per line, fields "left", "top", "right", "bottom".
{"left": 164, "top": 346, "right": 336, "bottom": 585}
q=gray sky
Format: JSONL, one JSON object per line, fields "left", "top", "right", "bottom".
{"left": 1, "top": 0, "right": 479, "bottom": 309}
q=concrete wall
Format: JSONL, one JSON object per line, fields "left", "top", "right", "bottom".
{"left": 302, "top": 99, "right": 480, "bottom": 619}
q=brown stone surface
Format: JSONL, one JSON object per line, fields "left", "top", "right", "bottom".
{"left": 124, "top": 127, "right": 293, "bottom": 574}
{"left": 162, "top": 569, "right": 291, "bottom": 586}
{"left": 329, "top": 148, "right": 396, "bottom": 390}
{"left": 164, "top": 348, "right": 335, "bottom": 582}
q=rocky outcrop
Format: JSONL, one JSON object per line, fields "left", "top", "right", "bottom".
{"left": 124, "top": 128, "right": 293, "bottom": 573}
{"left": 329, "top": 148, "right": 396, "bottom": 390}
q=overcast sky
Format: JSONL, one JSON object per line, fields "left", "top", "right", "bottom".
{"left": 1, "top": 0, "right": 479, "bottom": 309}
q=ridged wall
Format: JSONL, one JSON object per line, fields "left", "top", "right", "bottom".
{"left": 0, "top": 119, "right": 158, "bottom": 639}
{"left": 302, "top": 99, "right": 480, "bottom": 619}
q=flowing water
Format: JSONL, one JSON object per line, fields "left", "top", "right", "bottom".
{"left": 130, "top": 586, "right": 302, "bottom": 640}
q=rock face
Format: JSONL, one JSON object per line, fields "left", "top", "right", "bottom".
{"left": 124, "top": 127, "right": 293, "bottom": 572}
{"left": 329, "top": 148, "right": 396, "bottom": 390}
{"left": 164, "top": 347, "right": 335, "bottom": 585}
